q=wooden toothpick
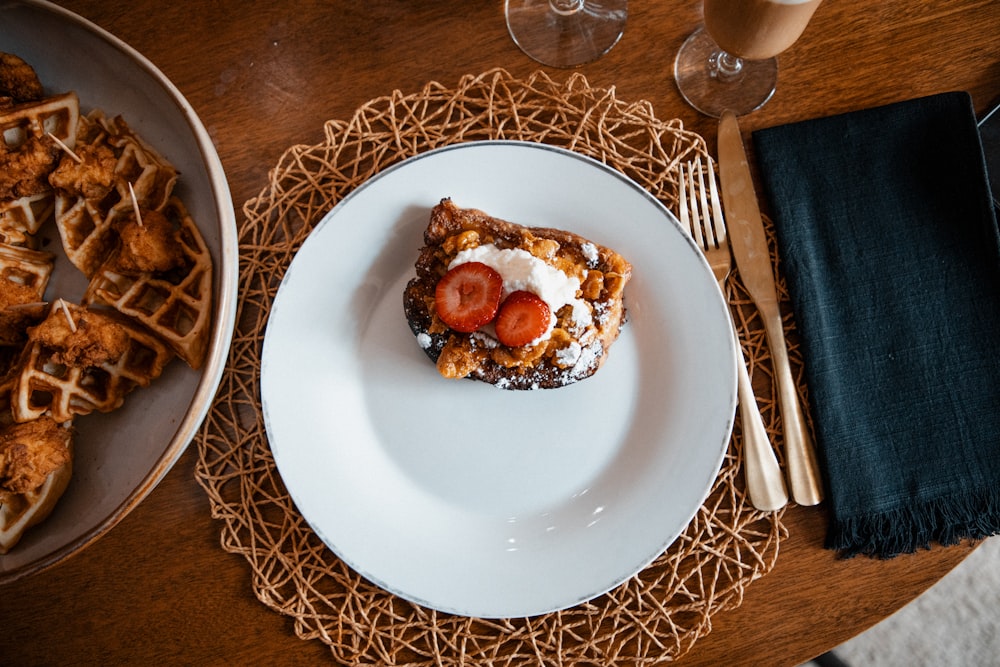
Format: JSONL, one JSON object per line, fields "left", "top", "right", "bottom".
{"left": 58, "top": 299, "right": 77, "bottom": 333}
{"left": 46, "top": 132, "right": 82, "bottom": 163}
{"left": 128, "top": 182, "right": 143, "bottom": 227}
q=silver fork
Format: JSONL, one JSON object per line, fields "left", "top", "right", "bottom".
{"left": 679, "top": 157, "right": 788, "bottom": 512}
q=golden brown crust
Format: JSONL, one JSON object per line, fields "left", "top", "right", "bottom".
{"left": 0, "top": 134, "right": 61, "bottom": 201}
{"left": 0, "top": 52, "right": 44, "bottom": 106}
{"left": 30, "top": 303, "right": 131, "bottom": 367}
{"left": 404, "top": 198, "right": 631, "bottom": 389}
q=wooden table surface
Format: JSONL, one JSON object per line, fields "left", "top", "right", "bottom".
{"left": 2, "top": 1, "right": 998, "bottom": 664}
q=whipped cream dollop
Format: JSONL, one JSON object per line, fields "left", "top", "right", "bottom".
{"left": 449, "top": 243, "right": 589, "bottom": 340}
{"left": 449, "top": 243, "right": 582, "bottom": 308}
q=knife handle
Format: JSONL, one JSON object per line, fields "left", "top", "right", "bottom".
{"left": 733, "top": 322, "right": 788, "bottom": 512}
{"left": 761, "top": 306, "right": 824, "bottom": 506}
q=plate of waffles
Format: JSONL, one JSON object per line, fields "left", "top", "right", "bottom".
{"left": 0, "top": 1, "right": 237, "bottom": 580}
{"left": 262, "top": 141, "right": 738, "bottom": 618}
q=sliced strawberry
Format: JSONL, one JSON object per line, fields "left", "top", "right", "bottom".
{"left": 435, "top": 262, "right": 503, "bottom": 332}
{"left": 495, "top": 290, "right": 551, "bottom": 347}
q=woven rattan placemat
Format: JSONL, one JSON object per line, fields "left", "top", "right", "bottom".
{"left": 195, "top": 69, "right": 792, "bottom": 665}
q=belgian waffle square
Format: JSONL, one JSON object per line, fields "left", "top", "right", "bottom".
{"left": 0, "top": 242, "right": 54, "bottom": 346}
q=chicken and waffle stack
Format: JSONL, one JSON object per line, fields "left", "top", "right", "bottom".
{"left": 52, "top": 109, "right": 178, "bottom": 277}
{"left": 0, "top": 373, "right": 74, "bottom": 554}
{"left": 9, "top": 301, "right": 175, "bottom": 424}
{"left": 0, "top": 89, "right": 80, "bottom": 248}
{"left": 0, "top": 51, "right": 214, "bottom": 553}
{"left": 82, "top": 195, "right": 213, "bottom": 369}
{"left": 0, "top": 410, "right": 73, "bottom": 554}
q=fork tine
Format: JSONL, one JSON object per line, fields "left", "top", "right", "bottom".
{"left": 705, "top": 156, "right": 726, "bottom": 249}
{"left": 692, "top": 156, "right": 715, "bottom": 249}
{"left": 684, "top": 156, "right": 727, "bottom": 251}
{"left": 683, "top": 160, "right": 708, "bottom": 249}
{"left": 678, "top": 161, "right": 691, "bottom": 234}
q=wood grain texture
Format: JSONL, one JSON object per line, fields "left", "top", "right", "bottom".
{"left": 1, "top": 0, "right": 996, "bottom": 664}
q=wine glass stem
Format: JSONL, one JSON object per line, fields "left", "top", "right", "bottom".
{"left": 711, "top": 50, "right": 744, "bottom": 81}
{"left": 550, "top": 0, "right": 584, "bottom": 16}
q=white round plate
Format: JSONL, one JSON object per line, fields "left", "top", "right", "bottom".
{"left": 0, "top": 1, "right": 237, "bottom": 581}
{"left": 261, "top": 141, "right": 736, "bottom": 618}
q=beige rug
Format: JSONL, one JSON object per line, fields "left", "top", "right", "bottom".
{"left": 805, "top": 537, "right": 1000, "bottom": 666}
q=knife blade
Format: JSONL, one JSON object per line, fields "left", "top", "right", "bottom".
{"left": 717, "top": 109, "right": 824, "bottom": 506}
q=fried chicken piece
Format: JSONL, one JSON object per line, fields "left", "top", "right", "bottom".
{"left": 0, "top": 134, "right": 60, "bottom": 200}
{"left": 98, "top": 208, "right": 188, "bottom": 276}
{"left": 0, "top": 52, "right": 43, "bottom": 108}
{"left": 48, "top": 142, "right": 117, "bottom": 201}
{"left": 30, "top": 304, "right": 130, "bottom": 367}
{"left": 0, "top": 417, "right": 71, "bottom": 494}
{"left": 0, "top": 275, "right": 38, "bottom": 309}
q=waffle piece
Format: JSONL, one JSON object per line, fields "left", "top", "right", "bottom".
{"left": 0, "top": 242, "right": 53, "bottom": 304}
{"left": 404, "top": 199, "right": 632, "bottom": 389}
{"left": 0, "top": 410, "right": 73, "bottom": 554}
{"left": 0, "top": 242, "right": 54, "bottom": 346}
{"left": 0, "top": 452, "right": 72, "bottom": 554}
{"left": 53, "top": 110, "right": 178, "bottom": 277}
{"left": 83, "top": 196, "right": 213, "bottom": 369}
{"left": 0, "top": 371, "right": 74, "bottom": 554}
{"left": 9, "top": 302, "right": 174, "bottom": 424}
{"left": 0, "top": 92, "right": 80, "bottom": 246}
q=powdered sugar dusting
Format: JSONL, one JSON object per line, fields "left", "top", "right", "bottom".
{"left": 555, "top": 341, "right": 583, "bottom": 367}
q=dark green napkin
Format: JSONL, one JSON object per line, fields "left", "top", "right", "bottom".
{"left": 752, "top": 92, "right": 1000, "bottom": 558}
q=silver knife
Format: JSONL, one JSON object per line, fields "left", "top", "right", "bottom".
{"left": 717, "top": 109, "right": 824, "bottom": 506}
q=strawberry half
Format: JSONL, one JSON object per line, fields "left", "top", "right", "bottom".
{"left": 495, "top": 290, "right": 551, "bottom": 347}
{"left": 434, "top": 262, "right": 503, "bottom": 332}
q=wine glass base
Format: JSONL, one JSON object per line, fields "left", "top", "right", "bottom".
{"left": 673, "top": 27, "right": 777, "bottom": 117}
{"left": 505, "top": 0, "right": 627, "bottom": 69}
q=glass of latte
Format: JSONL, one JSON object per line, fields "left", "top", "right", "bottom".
{"left": 674, "top": 0, "right": 822, "bottom": 117}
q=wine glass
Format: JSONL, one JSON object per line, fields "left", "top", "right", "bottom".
{"left": 674, "top": 0, "right": 822, "bottom": 117}
{"left": 505, "top": 0, "right": 628, "bottom": 69}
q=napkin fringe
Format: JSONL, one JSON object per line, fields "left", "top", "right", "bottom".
{"left": 828, "top": 487, "right": 1000, "bottom": 558}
